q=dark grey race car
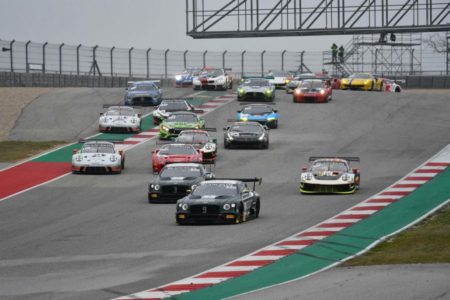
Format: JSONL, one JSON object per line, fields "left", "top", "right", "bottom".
{"left": 176, "top": 178, "right": 261, "bottom": 224}
{"left": 148, "top": 163, "right": 215, "bottom": 203}
{"left": 223, "top": 121, "right": 269, "bottom": 149}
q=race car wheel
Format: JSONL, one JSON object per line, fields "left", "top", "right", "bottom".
{"left": 395, "top": 87, "right": 401, "bottom": 93}
{"left": 269, "top": 120, "right": 278, "bottom": 129}
{"left": 235, "top": 203, "right": 244, "bottom": 224}
{"left": 121, "top": 158, "right": 125, "bottom": 170}
{"left": 224, "top": 139, "right": 231, "bottom": 149}
{"left": 255, "top": 199, "right": 260, "bottom": 218}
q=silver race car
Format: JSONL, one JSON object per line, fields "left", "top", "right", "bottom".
{"left": 237, "top": 78, "right": 275, "bottom": 102}
{"left": 152, "top": 99, "right": 196, "bottom": 125}
{"left": 99, "top": 106, "right": 142, "bottom": 133}
{"left": 72, "top": 140, "right": 125, "bottom": 174}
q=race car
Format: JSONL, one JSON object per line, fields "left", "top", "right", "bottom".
{"left": 174, "top": 129, "right": 217, "bottom": 164}
{"left": 340, "top": 73, "right": 383, "bottom": 91}
{"left": 176, "top": 178, "right": 261, "bottom": 224}
{"left": 175, "top": 67, "right": 202, "bottom": 86}
{"left": 293, "top": 79, "right": 332, "bottom": 103}
{"left": 236, "top": 103, "right": 278, "bottom": 129}
{"left": 124, "top": 81, "right": 162, "bottom": 106}
{"left": 265, "top": 70, "right": 293, "bottom": 88}
{"left": 299, "top": 157, "right": 360, "bottom": 194}
{"left": 193, "top": 68, "right": 233, "bottom": 90}
{"left": 223, "top": 121, "right": 269, "bottom": 149}
{"left": 382, "top": 78, "right": 402, "bottom": 92}
{"left": 151, "top": 143, "right": 203, "bottom": 174}
{"left": 152, "top": 99, "right": 196, "bottom": 125}
{"left": 148, "top": 163, "right": 215, "bottom": 203}
{"left": 285, "top": 79, "right": 301, "bottom": 94}
{"left": 72, "top": 140, "right": 125, "bottom": 174}
{"left": 99, "top": 106, "right": 142, "bottom": 133}
{"left": 159, "top": 111, "right": 206, "bottom": 140}
{"left": 237, "top": 78, "right": 275, "bottom": 102}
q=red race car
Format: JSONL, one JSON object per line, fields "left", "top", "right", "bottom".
{"left": 152, "top": 143, "right": 203, "bottom": 174}
{"left": 293, "top": 79, "right": 332, "bottom": 103}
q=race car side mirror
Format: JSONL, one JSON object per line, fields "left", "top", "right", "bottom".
{"left": 302, "top": 167, "right": 307, "bottom": 172}
{"left": 205, "top": 173, "right": 215, "bottom": 180}
{"left": 73, "top": 149, "right": 78, "bottom": 154}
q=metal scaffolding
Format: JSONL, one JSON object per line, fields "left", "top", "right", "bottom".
{"left": 186, "top": 0, "right": 450, "bottom": 39}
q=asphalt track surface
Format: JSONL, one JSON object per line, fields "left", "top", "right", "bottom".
{"left": 1, "top": 88, "right": 450, "bottom": 299}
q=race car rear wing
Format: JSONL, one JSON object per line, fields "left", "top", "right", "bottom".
{"left": 214, "top": 177, "right": 262, "bottom": 191}
{"left": 308, "top": 156, "right": 360, "bottom": 162}
{"left": 239, "top": 102, "right": 276, "bottom": 106}
{"left": 78, "top": 139, "right": 125, "bottom": 144}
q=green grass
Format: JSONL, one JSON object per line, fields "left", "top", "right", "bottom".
{"left": 343, "top": 203, "right": 450, "bottom": 266}
{"left": 0, "top": 141, "right": 66, "bottom": 162}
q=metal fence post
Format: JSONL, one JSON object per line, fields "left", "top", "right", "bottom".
{"left": 93, "top": 45, "right": 98, "bottom": 77}
{"left": 146, "top": 48, "right": 151, "bottom": 79}
{"left": 164, "top": 49, "right": 170, "bottom": 79}
{"left": 410, "top": 49, "right": 414, "bottom": 75}
{"left": 241, "top": 50, "right": 246, "bottom": 77}
{"left": 184, "top": 50, "right": 188, "bottom": 69}
{"left": 261, "top": 50, "right": 266, "bottom": 76}
{"left": 222, "top": 50, "right": 227, "bottom": 69}
{"left": 25, "top": 40, "right": 31, "bottom": 73}
{"left": 42, "top": 42, "right": 48, "bottom": 74}
{"left": 76, "top": 44, "right": 81, "bottom": 76}
{"left": 128, "top": 47, "right": 134, "bottom": 77}
{"left": 110, "top": 46, "right": 115, "bottom": 77}
{"left": 9, "top": 40, "right": 15, "bottom": 72}
{"left": 300, "top": 51, "right": 305, "bottom": 73}
{"left": 59, "top": 43, "right": 64, "bottom": 74}
{"left": 281, "top": 50, "right": 287, "bottom": 71}
{"left": 203, "top": 50, "right": 208, "bottom": 68}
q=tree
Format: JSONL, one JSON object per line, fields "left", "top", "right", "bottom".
{"left": 424, "top": 33, "right": 449, "bottom": 53}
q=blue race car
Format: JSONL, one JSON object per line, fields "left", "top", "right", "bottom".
{"left": 236, "top": 103, "right": 278, "bottom": 129}
{"left": 124, "top": 81, "right": 162, "bottom": 106}
{"left": 175, "top": 68, "right": 202, "bottom": 86}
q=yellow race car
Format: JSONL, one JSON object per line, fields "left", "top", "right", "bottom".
{"left": 340, "top": 73, "right": 383, "bottom": 91}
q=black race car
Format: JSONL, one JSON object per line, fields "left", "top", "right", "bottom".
{"left": 223, "top": 121, "right": 269, "bottom": 149}
{"left": 176, "top": 178, "right": 261, "bottom": 224}
{"left": 152, "top": 99, "right": 196, "bottom": 125}
{"left": 148, "top": 163, "right": 215, "bottom": 203}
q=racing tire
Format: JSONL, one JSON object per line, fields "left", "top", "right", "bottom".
{"left": 255, "top": 199, "right": 260, "bottom": 218}
{"left": 261, "top": 140, "right": 269, "bottom": 149}
{"left": 370, "top": 81, "right": 375, "bottom": 91}
{"left": 229, "top": 81, "right": 233, "bottom": 89}
{"left": 269, "top": 120, "right": 278, "bottom": 129}
{"left": 235, "top": 203, "right": 244, "bottom": 224}
{"left": 121, "top": 158, "right": 125, "bottom": 170}
{"left": 395, "top": 87, "right": 401, "bottom": 93}
{"left": 224, "top": 139, "right": 231, "bottom": 149}
{"left": 193, "top": 86, "right": 200, "bottom": 90}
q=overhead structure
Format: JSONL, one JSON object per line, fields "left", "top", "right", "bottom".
{"left": 186, "top": 0, "right": 450, "bottom": 39}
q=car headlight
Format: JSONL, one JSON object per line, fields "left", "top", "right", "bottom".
{"left": 227, "top": 133, "right": 234, "bottom": 141}
{"left": 267, "top": 117, "right": 276, "bottom": 121}
{"left": 204, "top": 143, "right": 214, "bottom": 151}
{"left": 175, "top": 75, "right": 182, "bottom": 81}
{"left": 161, "top": 125, "right": 169, "bottom": 132}
{"left": 294, "top": 88, "right": 302, "bottom": 95}
{"left": 319, "top": 89, "right": 325, "bottom": 95}
{"left": 264, "top": 89, "right": 273, "bottom": 95}
{"left": 216, "top": 77, "right": 225, "bottom": 84}
{"left": 341, "top": 174, "right": 351, "bottom": 181}
{"left": 75, "top": 155, "right": 83, "bottom": 162}
{"left": 258, "top": 133, "right": 265, "bottom": 141}
{"left": 181, "top": 203, "right": 189, "bottom": 211}
{"left": 238, "top": 88, "right": 245, "bottom": 95}
{"left": 304, "top": 173, "right": 313, "bottom": 181}
{"left": 110, "top": 155, "right": 118, "bottom": 162}
{"left": 240, "top": 117, "right": 248, "bottom": 122}
{"left": 223, "top": 203, "right": 231, "bottom": 210}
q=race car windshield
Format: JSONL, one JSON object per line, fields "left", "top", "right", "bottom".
{"left": 350, "top": 73, "right": 371, "bottom": 79}
{"left": 192, "top": 183, "right": 238, "bottom": 197}
{"left": 166, "top": 114, "right": 197, "bottom": 123}
{"left": 300, "top": 80, "right": 324, "bottom": 90}
{"left": 131, "top": 84, "right": 157, "bottom": 91}
{"left": 82, "top": 144, "right": 115, "bottom": 154}
{"left": 230, "top": 124, "right": 263, "bottom": 133}
{"left": 242, "top": 79, "right": 269, "bottom": 87}
{"left": 176, "top": 132, "right": 209, "bottom": 143}
{"left": 269, "top": 71, "right": 288, "bottom": 77}
{"left": 311, "top": 161, "right": 348, "bottom": 173}
{"left": 159, "top": 101, "right": 189, "bottom": 111}
{"left": 242, "top": 106, "right": 272, "bottom": 114}
{"left": 160, "top": 166, "right": 202, "bottom": 178}
{"left": 158, "top": 145, "right": 197, "bottom": 155}
{"left": 207, "top": 69, "right": 223, "bottom": 77}
{"left": 105, "top": 109, "right": 134, "bottom": 116}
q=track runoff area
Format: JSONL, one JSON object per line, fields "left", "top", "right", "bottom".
{"left": 1, "top": 87, "right": 450, "bottom": 300}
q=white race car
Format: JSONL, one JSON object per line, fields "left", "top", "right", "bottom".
{"left": 152, "top": 99, "right": 196, "bottom": 125}
{"left": 382, "top": 78, "right": 402, "bottom": 93}
{"left": 265, "top": 70, "right": 293, "bottom": 88}
{"left": 299, "top": 157, "right": 360, "bottom": 194}
{"left": 72, "top": 140, "right": 125, "bottom": 174}
{"left": 193, "top": 68, "right": 233, "bottom": 90}
{"left": 99, "top": 106, "right": 141, "bottom": 133}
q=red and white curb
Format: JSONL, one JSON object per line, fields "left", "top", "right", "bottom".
{"left": 115, "top": 145, "right": 450, "bottom": 300}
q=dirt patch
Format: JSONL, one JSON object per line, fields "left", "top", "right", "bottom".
{"left": 0, "top": 88, "right": 52, "bottom": 141}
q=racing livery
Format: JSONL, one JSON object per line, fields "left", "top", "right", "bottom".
{"left": 382, "top": 78, "right": 402, "bottom": 92}
{"left": 174, "top": 129, "right": 217, "bottom": 164}
{"left": 72, "top": 140, "right": 125, "bottom": 174}
{"left": 340, "top": 73, "right": 383, "bottom": 91}
{"left": 236, "top": 104, "right": 278, "bottom": 129}
{"left": 148, "top": 163, "right": 215, "bottom": 203}
{"left": 223, "top": 121, "right": 269, "bottom": 149}
{"left": 175, "top": 68, "right": 202, "bottom": 86}
{"left": 265, "top": 70, "right": 293, "bottom": 88}
{"left": 237, "top": 78, "right": 275, "bottom": 102}
{"left": 151, "top": 143, "right": 203, "bottom": 174}
{"left": 159, "top": 111, "right": 206, "bottom": 140}
{"left": 293, "top": 79, "right": 332, "bottom": 103}
{"left": 193, "top": 68, "right": 233, "bottom": 90}
{"left": 124, "top": 81, "right": 162, "bottom": 106}
{"left": 176, "top": 178, "right": 261, "bottom": 224}
{"left": 299, "top": 157, "right": 360, "bottom": 194}
{"left": 152, "top": 99, "right": 196, "bottom": 125}
{"left": 99, "top": 106, "right": 141, "bottom": 133}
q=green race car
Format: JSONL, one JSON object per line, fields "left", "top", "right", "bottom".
{"left": 159, "top": 111, "right": 205, "bottom": 140}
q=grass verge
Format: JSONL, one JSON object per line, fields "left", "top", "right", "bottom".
{"left": 343, "top": 203, "right": 450, "bottom": 266}
{"left": 0, "top": 141, "right": 66, "bottom": 162}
